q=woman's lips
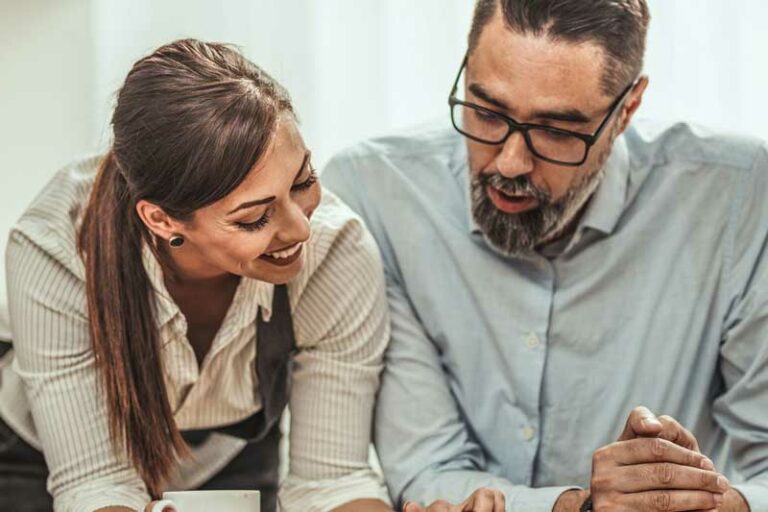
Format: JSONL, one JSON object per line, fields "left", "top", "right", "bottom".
{"left": 487, "top": 185, "right": 540, "bottom": 214}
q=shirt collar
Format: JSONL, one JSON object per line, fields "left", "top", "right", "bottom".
{"left": 142, "top": 243, "right": 179, "bottom": 329}
{"left": 448, "top": 136, "right": 482, "bottom": 235}
{"left": 455, "top": 133, "right": 631, "bottom": 238}
{"left": 578, "top": 133, "right": 630, "bottom": 236}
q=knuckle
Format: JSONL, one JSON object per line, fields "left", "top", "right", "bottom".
{"left": 649, "top": 491, "right": 672, "bottom": 511}
{"left": 650, "top": 438, "right": 667, "bottom": 460}
{"left": 655, "top": 463, "right": 675, "bottom": 484}
{"left": 476, "top": 487, "right": 493, "bottom": 498}
{"left": 591, "top": 473, "right": 612, "bottom": 492}
{"left": 593, "top": 446, "right": 609, "bottom": 465}
{"left": 684, "top": 448, "right": 699, "bottom": 467}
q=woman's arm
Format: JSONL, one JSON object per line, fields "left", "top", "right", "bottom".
{"left": 7, "top": 233, "right": 150, "bottom": 511}
{"left": 279, "top": 205, "right": 393, "bottom": 511}
{"left": 333, "top": 499, "right": 393, "bottom": 512}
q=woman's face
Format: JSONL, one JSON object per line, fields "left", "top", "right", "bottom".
{"left": 164, "top": 115, "right": 321, "bottom": 285}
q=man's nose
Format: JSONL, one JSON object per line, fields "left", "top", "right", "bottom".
{"left": 495, "top": 130, "right": 534, "bottom": 179}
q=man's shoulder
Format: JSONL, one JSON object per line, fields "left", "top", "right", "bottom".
{"left": 626, "top": 119, "right": 766, "bottom": 173}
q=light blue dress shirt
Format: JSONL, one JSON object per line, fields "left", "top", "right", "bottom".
{"left": 322, "top": 120, "right": 768, "bottom": 512}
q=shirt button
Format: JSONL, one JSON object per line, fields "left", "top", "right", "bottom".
{"left": 526, "top": 333, "right": 540, "bottom": 349}
{"left": 522, "top": 426, "right": 536, "bottom": 441}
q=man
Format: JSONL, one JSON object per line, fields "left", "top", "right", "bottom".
{"left": 323, "top": 1, "right": 768, "bottom": 511}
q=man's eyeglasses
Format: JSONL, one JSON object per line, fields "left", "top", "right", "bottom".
{"left": 448, "top": 54, "right": 639, "bottom": 167}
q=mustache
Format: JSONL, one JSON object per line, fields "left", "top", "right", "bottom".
{"left": 475, "top": 173, "right": 550, "bottom": 202}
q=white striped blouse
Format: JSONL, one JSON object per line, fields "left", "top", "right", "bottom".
{"left": 0, "top": 156, "right": 391, "bottom": 511}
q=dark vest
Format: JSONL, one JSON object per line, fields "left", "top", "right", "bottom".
{"left": 181, "top": 284, "right": 296, "bottom": 512}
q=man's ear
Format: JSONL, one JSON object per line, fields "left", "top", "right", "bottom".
{"left": 617, "top": 75, "right": 649, "bottom": 134}
{"left": 135, "top": 200, "right": 184, "bottom": 242}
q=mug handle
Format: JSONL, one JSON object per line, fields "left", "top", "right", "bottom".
{"left": 149, "top": 499, "right": 178, "bottom": 512}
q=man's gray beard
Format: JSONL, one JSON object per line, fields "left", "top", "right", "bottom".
{"left": 470, "top": 149, "right": 611, "bottom": 258}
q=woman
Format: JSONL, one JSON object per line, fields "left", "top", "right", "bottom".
{"left": 0, "top": 40, "right": 392, "bottom": 512}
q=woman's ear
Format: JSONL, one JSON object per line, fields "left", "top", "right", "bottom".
{"left": 135, "top": 200, "right": 184, "bottom": 241}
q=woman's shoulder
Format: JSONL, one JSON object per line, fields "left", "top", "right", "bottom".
{"left": 9, "top": 155, "right": 100, "bottom": 280}
{"left": 303, "top": 186, "right": 383, "bottom": 278}
{"left": 290, "top": 187, "right": 388, "bottom": 350}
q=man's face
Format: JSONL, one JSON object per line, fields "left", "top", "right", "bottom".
{"left": 465, "top": 13, "right": 640, "bottom": 256}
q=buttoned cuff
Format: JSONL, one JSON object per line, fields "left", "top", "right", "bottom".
{"left": 732, "top": 483, "right": 768, "bottom": 512}
{"left": 509, "top": 485, "right": 582, "bottom": 512}
{"left": 279, "top": 469, "right": 391, "bottom": 512}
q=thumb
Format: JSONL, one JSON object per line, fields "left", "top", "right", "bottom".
{"left": 618, "top": 406, "right": 663, "bottom": 441}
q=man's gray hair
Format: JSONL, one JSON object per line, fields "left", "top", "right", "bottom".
{"left": 468, "top": 0, "right": 650, "bottom": 96}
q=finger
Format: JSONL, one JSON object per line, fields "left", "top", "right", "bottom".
{"left": 619, "top": 406, "right": 662, "bottom": 441}
{"left": 657, "top": 415, "right": 701, "bottom": 452}
{"left": 403, "top": 501, "right": 424, "bottom": 512}
{"left": 493, "top": 489, "right": 506, "bottom": 512}
{"left": 424, "top": 500, "right": 453, "bottom": 512}
{"left": 462, "top": 488, "right": 497, "bottom": 512}
{"left": 623, "top": 490, "right": 724, "bottom": 511}
{"left": 615, "top": 463, "right": 728, "bottom": 493}
{"left": 602, "top": 437, "right": 713, "bottom": 468}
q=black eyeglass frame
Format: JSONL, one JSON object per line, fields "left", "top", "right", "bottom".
{"left": 448, "top": 53, "right": 639, "bottom": 167}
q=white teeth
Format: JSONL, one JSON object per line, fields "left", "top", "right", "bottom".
{"left": 266, "top": 243, "right": 302, "bottom": 259}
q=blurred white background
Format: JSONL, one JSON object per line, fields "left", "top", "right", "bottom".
{"left": 1, "top": 0, "right": 767, "bottom": 303}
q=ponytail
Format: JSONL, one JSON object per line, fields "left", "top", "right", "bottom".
{"left": 78, "top": 151, "right": 188, "bottom": 497}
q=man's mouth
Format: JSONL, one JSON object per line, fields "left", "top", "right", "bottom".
{"left": 486, "top": 186, "right": 540, "bottom": 214}
{"left": 259, "top": 242, "right": 303, "bottom": 267}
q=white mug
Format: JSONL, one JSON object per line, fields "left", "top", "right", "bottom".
{"left": 150, "top": 490, "right": 260, "bottom": 512}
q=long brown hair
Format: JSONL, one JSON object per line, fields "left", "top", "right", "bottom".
{"left": 78, "top": 39, "right": 293, "bottom": 496}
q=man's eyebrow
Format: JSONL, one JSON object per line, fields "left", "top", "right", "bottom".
{"left": 468, "top": 83, "right": 509, "bottom": 111}
{"left": 530, "top": 108, "right": 591, "bottom": 124}
{"left": 468, "top": 83, "right": 592, "bottom": 124}
{"left": 226, "top": 150, "right": 311, "bottom": 216}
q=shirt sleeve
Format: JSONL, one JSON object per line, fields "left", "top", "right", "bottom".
{"left": 322, "top": 154, "right": 577, "bottom": 512}
{"left": 5, "top": 232, "right": 150, "bottom": 512}
{"left": 281, "top": 201, "right": 391, "bottom": 512}
{"left": 714, "top": 143, "right": 768, "bottom": 511}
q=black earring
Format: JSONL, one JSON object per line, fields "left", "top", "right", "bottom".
{"left": 169, "top": 235, "right": 185, "bottom": 248}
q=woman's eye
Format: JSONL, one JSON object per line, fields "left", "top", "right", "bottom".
{"left": 236, "top": 210, "right": 272, "bottom": 232}
{"left": 291, "top": 169, "right": 318, "bottom": 192}
{"left": 235, "top": 168, "right": 316, "bottom": 233}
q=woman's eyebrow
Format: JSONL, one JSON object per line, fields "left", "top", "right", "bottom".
{"left": 226, "top": 150, "right": 311, "bottom": 216}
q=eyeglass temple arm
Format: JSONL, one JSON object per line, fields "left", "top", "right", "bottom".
{"left": 449, "top": 53, "right": 469, "bottom": 100}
